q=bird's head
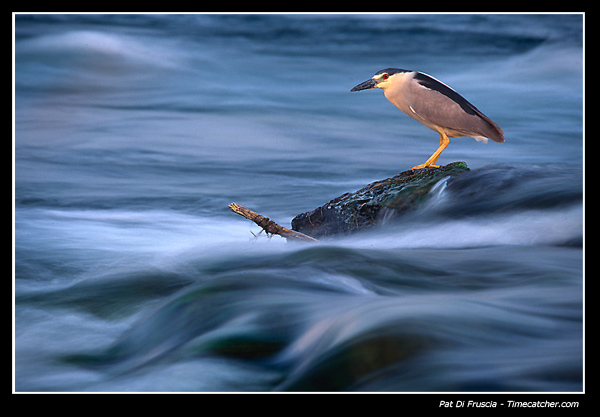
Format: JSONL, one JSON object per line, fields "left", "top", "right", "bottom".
{"left": 350, "top": 68, "right": 410, "bottom": 92}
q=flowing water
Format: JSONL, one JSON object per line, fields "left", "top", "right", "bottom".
{"left": 14, "top": 13, "right": 583, "bottom": 392}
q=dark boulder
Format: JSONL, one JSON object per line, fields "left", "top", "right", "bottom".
{"left": 291, "top": 162, "right": 470, "bottom": 239}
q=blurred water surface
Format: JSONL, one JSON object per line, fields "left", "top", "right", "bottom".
{"left": 14, "top": 13, "right": 583, "bottom": 392}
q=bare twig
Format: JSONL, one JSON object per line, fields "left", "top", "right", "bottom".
{"left": 228, "top": 202, "right": 318, "bottom": 243}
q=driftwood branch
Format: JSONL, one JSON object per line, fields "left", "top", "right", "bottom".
{"left": 228, "top": 202, "right": 318, "bottom": 242}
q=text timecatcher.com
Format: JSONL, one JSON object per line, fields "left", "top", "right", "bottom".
{"left": 439, "top": 400, "right": 579, "bottom": 408}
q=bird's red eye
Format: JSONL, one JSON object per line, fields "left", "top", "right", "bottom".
{"left": 382, "top": 73, "right": 389, "bottom": 80}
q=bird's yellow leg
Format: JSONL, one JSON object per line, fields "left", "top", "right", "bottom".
{"left": 411, "top": 132, "right": 450, "bottom": 170}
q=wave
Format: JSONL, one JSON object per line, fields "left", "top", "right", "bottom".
{"left": 16, "top": 29, "right": 184, "bottom": 68}
{"left": 349, "top": 205, "right": 582, "bottom": 250}
{"left": 56, "top": 242, "right": 581, "bottom": 391}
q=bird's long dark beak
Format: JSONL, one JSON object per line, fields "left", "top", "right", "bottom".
{"left": 350, "top": 78, "right": 377, "bottom": 92}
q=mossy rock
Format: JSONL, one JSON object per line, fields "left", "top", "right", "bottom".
{"left": 291, "top": 162, "right": 469, "bottom": 238}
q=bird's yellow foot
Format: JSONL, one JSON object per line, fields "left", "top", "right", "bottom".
{"left": 411, "top": 163, "right": 440, "bottom": 170}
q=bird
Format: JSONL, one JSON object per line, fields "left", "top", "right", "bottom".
{"left": 350, "top": 68, "right": 504, "bottom": 170}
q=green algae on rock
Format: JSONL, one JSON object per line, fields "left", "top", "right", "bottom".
{"left": 291, "top": 162, "right": 470, "bottom": 239}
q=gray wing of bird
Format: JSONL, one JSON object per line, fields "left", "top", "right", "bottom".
{"left": 409, "top": 72, "right": 504, "bottom": 143}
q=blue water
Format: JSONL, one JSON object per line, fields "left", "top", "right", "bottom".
{"left": 14, "top": 14, "right": 583, "bottom": 392}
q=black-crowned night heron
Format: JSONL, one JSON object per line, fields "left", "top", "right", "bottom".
{"left": 351, "top": 68, "right": 504, "bottom": 170}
